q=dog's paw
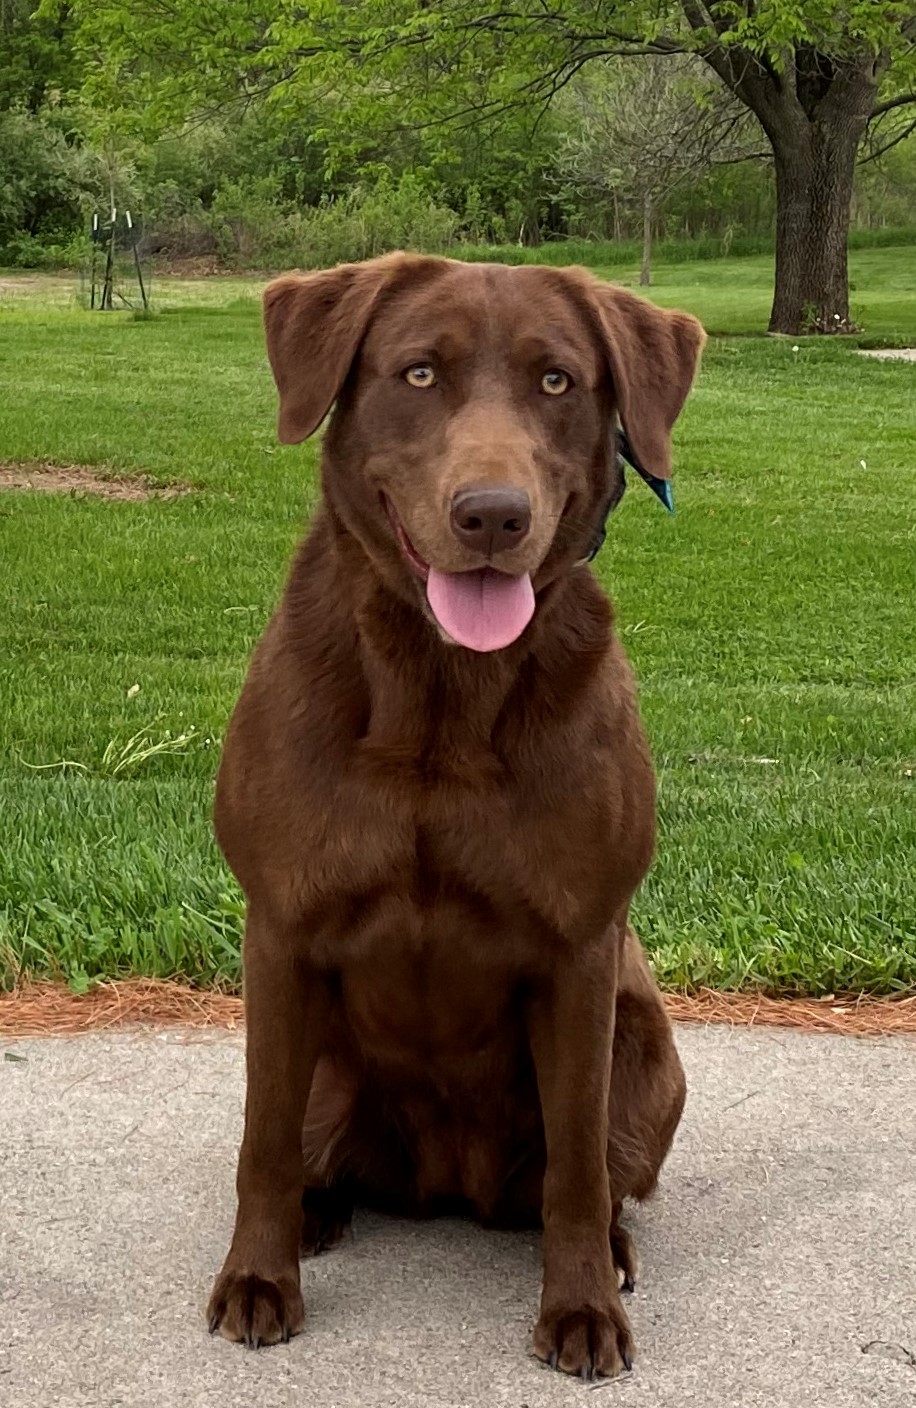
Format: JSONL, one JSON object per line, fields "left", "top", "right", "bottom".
{"left": 610, "top": 1218, "right": 639, "bottom": 1294}
{"left": 207, "top": 1268, "right": 304, "bottom": 1348}
{"left": 534, "top": 1299, "right": 635, "bottom": 1380}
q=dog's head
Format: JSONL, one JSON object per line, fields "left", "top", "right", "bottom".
{"left": 264, "top": 254, "right": 704, "bottom": 652}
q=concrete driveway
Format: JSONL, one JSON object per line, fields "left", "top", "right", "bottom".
{"left": 2, "top": 1025, "right": 914, "bottom": 1407}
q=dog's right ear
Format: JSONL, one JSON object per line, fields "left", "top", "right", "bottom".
{"left": 263, "top": 260, "right": 395, "bottom": 444}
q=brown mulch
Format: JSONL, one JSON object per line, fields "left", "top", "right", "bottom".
{"left": 0, "top": 463, "right": 191, "bottom": 501}
{"left": 1, "top": 979, "right": 914, "bottom": 1040}
{"left": 661, "top": 989, "right": 916, "bottom": 1038}
{"left": 0, "top": 981, "right": 244, "bottom": 1037}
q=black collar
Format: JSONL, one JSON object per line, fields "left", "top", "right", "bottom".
{"left": 578, "top": 429, "right": 674, "bottom": 565}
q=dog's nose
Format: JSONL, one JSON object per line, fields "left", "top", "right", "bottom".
{"left": 450, "top": 485, "right": 531, "bottom": 555}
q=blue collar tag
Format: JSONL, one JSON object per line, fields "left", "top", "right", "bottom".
{"left": 578, "top": 430, "right": 674, "bottom": 564}
{"left": 618, "top": 429, "right": 675, "bottom": 514}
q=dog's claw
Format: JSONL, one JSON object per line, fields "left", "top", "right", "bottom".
{"left": 208, "top": 1313, "right": 220, "bottom": 1335}
{"left": 622, "top": 1273, "right": 636, "bottom": 1294}
{"left": 548, "top": 1349, "right": 558, "bottom": 1370}
{"left": 622, "top": 1349, "right": 633, "bottom": 1372}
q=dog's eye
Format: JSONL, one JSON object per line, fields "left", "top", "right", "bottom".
{"left": 541, "top": 369, "right": 571, "bottom": 396}
{"left": 404, "top": 364, "right": 436, "bottom": 388}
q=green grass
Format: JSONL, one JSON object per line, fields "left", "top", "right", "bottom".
{"left": 590, "top": 246, "right": 916, "bottom": 339}
{"left": 457, "top": 224, "right": 916, "bottom": 271}
{"left": 5, "top": 243, "right": 915, "bottom": 338}
{"left": 1, "top": 248, "right": 914, "bottom": 996}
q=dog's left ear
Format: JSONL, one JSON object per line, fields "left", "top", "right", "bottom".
{"left": 576, "top": 275, "right": 706, "bottom": 480}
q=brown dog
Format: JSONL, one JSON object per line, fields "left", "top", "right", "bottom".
{"left": 207, "top": 254, "right": 704, "bottom": 1379}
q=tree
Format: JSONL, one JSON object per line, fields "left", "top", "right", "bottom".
{"left": 1, "top": 0, "right": 79, "bottom": 112}
{"left": 53, "top": 0, "right": 916, "bottom": 333}
{"left": 556, "top": 57, "right": 759, "bottom": 285}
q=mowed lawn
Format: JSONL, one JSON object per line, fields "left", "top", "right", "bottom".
{"left": 1, "top": 247, "right": 914, "bottom": 995}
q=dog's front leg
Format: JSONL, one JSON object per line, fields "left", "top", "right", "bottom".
{"left": 208, "top": 906, "right": 330, "bottom": 1347}
{"left": 528, "top": 923, "right": 633, "bottom": 1380}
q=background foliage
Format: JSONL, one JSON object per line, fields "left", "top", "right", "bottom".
{"left": 2, "top": 0, "right": 914, "bottom": 270}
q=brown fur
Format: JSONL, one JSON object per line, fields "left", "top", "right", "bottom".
{"left": 206, "top": 254, "right": 704, "bottom": 1378}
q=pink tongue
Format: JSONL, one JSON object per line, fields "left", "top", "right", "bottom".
{"left": 426, "top": 567, "right": 535, "bottom": 652}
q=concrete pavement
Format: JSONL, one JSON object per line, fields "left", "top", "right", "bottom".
{"left": 2, "top": 1024, "right": 914, "bottom": 1407}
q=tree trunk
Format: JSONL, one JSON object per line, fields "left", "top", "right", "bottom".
{"left": 640, "top": 192, "right": 652, "bottom": 286}
{"left": 691, "top": 34, "right": 883, "bottom": 337}
{"left": 768, "top": 118, "right": 863, "bottom": 334}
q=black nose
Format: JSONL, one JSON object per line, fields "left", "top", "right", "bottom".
{"left": 450, "top": 485, "right": 531, "bottom": 556}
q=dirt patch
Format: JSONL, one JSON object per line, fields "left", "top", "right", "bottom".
{"left": 0, "top": 462, "right": 191, "bottom": 501}
{"left": 0, "top": 273, "right": 81, "bottom": 305}
{"left": 857, "top": 347, "right": 916, "bottom": 362}
{"left": 153, "top": 256, "right": 241, "bottom": 278}
{"left": 0, "top": 274, "right": 42, "bottom": 291}
{"left": 0, "top": 978, "right": 913, "bottom": 1039}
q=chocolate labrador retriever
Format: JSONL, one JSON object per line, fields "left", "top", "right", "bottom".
{"left": 207, "top": 254, "right": 704, "bottom": 1379}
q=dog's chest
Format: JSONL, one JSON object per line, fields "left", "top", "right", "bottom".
{"left": 300, "top": 760, "right": 615, "bottom": 961}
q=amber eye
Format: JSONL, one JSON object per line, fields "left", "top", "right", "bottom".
{"left": 404, "top": 364, "right": 436, "bottom": 388}
{"left": 541, "top": 369, "right": 571, "bottom": 396}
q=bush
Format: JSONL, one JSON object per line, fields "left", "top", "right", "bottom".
{"left": 0, "top": 108, "right": 148, "bottom": 267}
{"left": 0, "top": 230, "right": 91, "bottom": 269}
{"left": 204, "top": 176, "right": 290, "bottom": 263}
{"left": 0, "top": 109, "right": 85, "bottom": 250}
{"left": 2, "top": 100, "right": 914, "bottom": 273}
{"left": 185, "top": 173, "right": 460, "bottom": 270}
{"left": 290, "top": 177, "right": 459, "bottom": 268}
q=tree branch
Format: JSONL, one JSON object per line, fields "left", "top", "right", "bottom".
{"left": 870, "top": 91, "right": 916, "bottom": 118}
{"left": 858, "top": 116, "right": 916, "bottom": 163}
{"left": 712, "top": 150, "right": 771, "bottom": 163}
{"left": 678, "top": 0, "right": 811, "bottom": 141}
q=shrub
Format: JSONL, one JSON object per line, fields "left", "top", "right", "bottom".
{"left": 289, "top": 178, "right": 458, "bottom": 268}
{"left": 0, "top": 109, "right": 84, "bottom": 249}
{"left": 186, "top": 173, "right": 460, "bottom": 270}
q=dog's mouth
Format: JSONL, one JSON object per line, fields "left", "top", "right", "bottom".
{"left": 385, "top": 496, "right": 430, "bottom": 582}
{"left": 383, "top": 496, "right": 536, "bottom": 654}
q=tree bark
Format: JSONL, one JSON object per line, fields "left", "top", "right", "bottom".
{"left": 639, "top": 191, "right": 652, "bottom": 286}
{"left": 686, "top": 22, "right": 884, "bottom": 336}
{"left": 768, "top": 117, "right": 862, "bottom": 334}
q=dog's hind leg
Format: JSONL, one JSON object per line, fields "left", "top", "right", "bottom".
{"left": 606, "top": 930, "right": 687, "bottom": 1289}
{"left": 300, "top": 1183, "right": 355, "bottom": 1257}
{"left": 300, "top": 1058, "right": 417, "bottom": 1254}
{"left": 610, "top": 1201, "right": 639, "bottom": 1292}
{"left": 299, "top": 1056, "right": 357, "bottom": 1256}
